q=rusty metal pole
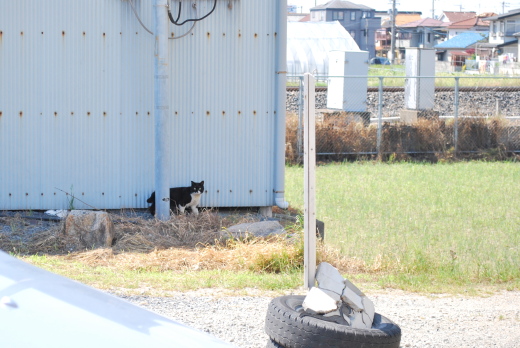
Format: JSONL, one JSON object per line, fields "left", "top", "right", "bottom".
{"left": 154, "top": 0, "right": 171, "bottom": 221}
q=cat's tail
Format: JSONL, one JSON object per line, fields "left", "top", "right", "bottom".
{"left": 146, "top": 192, "right": 155, "bottom": 203}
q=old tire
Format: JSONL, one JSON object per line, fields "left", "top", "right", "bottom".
{"left": 266, "top": 339, "right": 285, "bottom": 348}
{"left": 265, "top": 295, "right": 401, "bottom": 348}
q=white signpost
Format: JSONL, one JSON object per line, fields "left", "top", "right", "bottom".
{"left": 303, "top": 73, "right": 317, "bottom": 289}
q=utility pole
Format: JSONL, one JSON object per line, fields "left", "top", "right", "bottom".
{"left": 153, "top": 0, "right": 171, "bottom": 221}
{"left": 431, "top": 0, "right": 434, "bottom": 18}
{"left": 501, "top": 2, "right": 510, "bottom": 13}
{"left": 389, "top": 0, "right": 396, "bottom": 64}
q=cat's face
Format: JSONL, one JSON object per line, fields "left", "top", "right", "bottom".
{"left": 190, "top": 181, "right": 205, "bottom": 195}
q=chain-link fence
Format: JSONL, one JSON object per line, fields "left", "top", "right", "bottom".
{"left": 286, "top": 75, "right": 520, "bottom": 162}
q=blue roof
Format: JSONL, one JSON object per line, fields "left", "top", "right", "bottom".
{"left": 435, "top": 32, "right": 488, "bottom": 49}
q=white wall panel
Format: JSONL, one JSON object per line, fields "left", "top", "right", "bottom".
{"left": 0, "top": 0, "right": 284, "bottom": 210}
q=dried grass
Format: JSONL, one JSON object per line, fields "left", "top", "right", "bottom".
{"left": 286, "top": 113, "right": 519, "bottom": 163}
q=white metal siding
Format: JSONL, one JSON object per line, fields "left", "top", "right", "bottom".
{"left": 0, "top": 0, "right": 283, "bottom": 210}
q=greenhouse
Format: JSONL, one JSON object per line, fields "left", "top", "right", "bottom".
{"left": 287, "top": 21, "right": 360, "bottom": 79}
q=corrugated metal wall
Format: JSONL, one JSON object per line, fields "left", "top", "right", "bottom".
{"left": 0, "top": 0, "right": 285, "bottom": 210}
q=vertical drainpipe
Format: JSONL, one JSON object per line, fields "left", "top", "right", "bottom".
{"left": 154, "top": 0, "right": 171, "bottom": 220}
{"left": 274, "top": 0, "right": 289, "bottom": 210}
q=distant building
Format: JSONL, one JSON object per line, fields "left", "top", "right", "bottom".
{"left": 375, "top": 11, "right": 422, "bottom": 58}
{"left": 481, "top": 9, "right": 520, "bottom": 59}
{"left": 287, "top": 21, "right": 360, "bottom": 76}
{"left": 445, "top": 13, "right": 495, "bottom": 39}
{"left": 309, "top": 0, "right": 381, "bottom": 58}
{"left": 438, "top": 11, "right": 477, "bottom": 24}
{"left": 434, "top": 32, "right": 488, "bottom": 70}
{"left": 398, "top": 18, "right": 446, "bottom": 51}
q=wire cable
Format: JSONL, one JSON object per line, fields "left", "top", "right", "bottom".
{"left": 129, "top": 0, "right": 154, "bottom": 35}
{"left": 168, "top": 0, "right": 217, "bottom": 26}
{"left": 169, "top": 21, "right": 197, "bottom": 40}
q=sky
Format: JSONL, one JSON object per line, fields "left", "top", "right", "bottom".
{"left": 290, "top": 0, "right": 520, "bottom": 18}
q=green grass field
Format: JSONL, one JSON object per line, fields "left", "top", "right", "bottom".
{"left": 285, "top": 161, "right": 520, "bottom": 292}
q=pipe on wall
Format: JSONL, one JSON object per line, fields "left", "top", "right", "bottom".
{"left": 274, "top": 0, "right": 289, "bottom": 210}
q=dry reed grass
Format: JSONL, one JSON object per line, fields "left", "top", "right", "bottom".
{"left": 286, "top": 113, "right": 519, "bottom": 163}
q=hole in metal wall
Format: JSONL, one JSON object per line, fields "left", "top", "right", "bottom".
{"left": 19, "top": 111, "right": 23, "bottom": 117}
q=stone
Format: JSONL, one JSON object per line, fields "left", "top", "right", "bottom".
{"left": 222, "top": 220, "right": 284, "bottom": 239}
{"left": 348, "top": 310, "right": 368, "bottom": 329}
{"left": 63, "top": 210, "right": 115, "bottom": 251}
{"left": 362, "top": 296, "right": 375, "bottom": 322}
{"left": 315, "top": 262, "right": 346, "bottom": 295}
{"left": 341, "top": 285, "right": 364, "bottom": 311}
{"left": 302, "top": 287, "right": 341, "bottom": 314}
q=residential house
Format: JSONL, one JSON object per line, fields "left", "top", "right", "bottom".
{"left": 434, "top": 32, "right": 488, "bottom": 71}
{"left": 375, "top": 11, "right": 422, "bottom": 58}
{"left": 482, "top": 9, "right": 520, "bottom": 59}
{"left": 438, "top": 11, "right": 477, "bottom": 24}
{"left": 310, "top": 0, "right": 381, "bottom": 57}
{"left": 396, "top": 18, "right": 447, "bottom": 58}
{"left": 445, "top": 13, "right": 494, "bottom": 39}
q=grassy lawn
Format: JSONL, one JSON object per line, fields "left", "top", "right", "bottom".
{"left": 16, "top": 161, "right": 520, "bottom": 295}
{"left": 285, "top": 161, "right": 520, "bottom": 292}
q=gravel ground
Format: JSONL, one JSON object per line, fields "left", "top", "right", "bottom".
{"left": 114, "top": 289, "right": 520, "bottom": 348}
{"left": 286, "top": 90, "right": 520, "bottom": 117}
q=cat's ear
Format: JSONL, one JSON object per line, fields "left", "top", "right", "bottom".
{"left": 191, "top": 181, "right": 195, "bottom": 185}
{"left": 201, "top": 181, "right": 204, "bottom": 185}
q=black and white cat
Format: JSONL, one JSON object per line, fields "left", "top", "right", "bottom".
{"left": 147, "top": 181, "right": 205, "bottom": 216}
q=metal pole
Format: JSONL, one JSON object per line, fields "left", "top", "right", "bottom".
{"left": 154, "top": 0, "right": 171, "bottom": 221}
{"left": 377, "top": 76, "right": 383, "bottom": 158}
{"left": 297, "top": 76, "right": 304, "bottom": 158}
{"left": 274, "top": 0, "right": 289, "bottom": 210}
{"left": 454, "top": 77, "right": 459, "bottom": 155}
{"left": 303, "top": 73, "right": 316, "bottom": 289}
{"left": 389, "top": 0, "right": 396, "bottom": 64}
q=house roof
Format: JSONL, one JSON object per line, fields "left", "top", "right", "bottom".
{"left": 483, "top": 8, "right": 520, "bottom": 21}
{"left": 399, "top": 18, "right": 444, "bottom": 28}
{"left": 311, "top": 0, "right": 374, "bottom": 11}
{"left": 440, "top": 11, "right": 476, "bottom": 23}
{"left": 448, "top": 15, "right": 493, "bottom": 29}
{"left": 435, "top": 32, "right": 488, "bottom": 49}
{"left": 381, "top": 14, "right": 423, "bottom": 28}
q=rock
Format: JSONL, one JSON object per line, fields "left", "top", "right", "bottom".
{"left": 63, "top": 210, "right": 115, "bottom": 251}
{"left": 222, "top": 221, "right": 284, "bottom": 239}
{"left": 304, "top": 262, "right": 375, "bottom": 329}
{"left": 302, "top": 287, "right": 341, "bottom": 314}
{"left": 315, "top": 262, "right": 346, "bottom": 295}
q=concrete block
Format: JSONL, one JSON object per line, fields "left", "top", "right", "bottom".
{"left": 222, "top": 221, "right": 284, "bottom": 239}
{"left": 400, "top": 109, "right": 418, "bottom": 124}
{"left": 362, "top": 296, "right": 375, "bottom": 322}
{"left": 302, "top": 287, "right": 341, "bottom": 314}
{"left": 341, "top": 285, "right": 364, "bottom": 311}
{"left": 348, "top": 310, "right": 369, "bottom": 329}
{"left": 315, "top": 262, "right": 345, "bottom": 295}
